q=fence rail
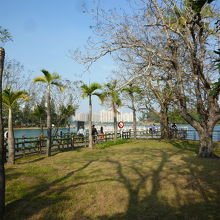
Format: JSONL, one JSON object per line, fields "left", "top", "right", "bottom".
{"left": 4, "top": 131, "right": 132, "bottom": 159}
{"left": 5, "top": 128, "right": 220, "bottom": 160}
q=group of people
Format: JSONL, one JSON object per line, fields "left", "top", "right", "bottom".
{"left": 149, "top": 123, "right": 178, "bottom": 134}
{"left": 77, "top": 125, "right": 105, "bottom": 141}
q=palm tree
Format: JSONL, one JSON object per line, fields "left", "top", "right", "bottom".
{"left": 122, "top": 84, "right": 142, "bottom": 139}
{"left": 2, "top": 88, "right": 29, "bottom": 164}
{"left": 103, "top": 80, "right": 122, "bottom": 140}
{"left": 33, "top": 69, "right": 65, "bottom": 157}
{"left": 59, "top": 104, "right": 76, "bottom": 126}
{"left": 81, "top": 83, "right": 103, "bottom": 148}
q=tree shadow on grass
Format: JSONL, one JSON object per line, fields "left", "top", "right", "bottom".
{"left": 100, "top": 152, "right": 178, "bottom": 220}
{"left": 5, "top": 140, "right": 220, "bottom": 220}
{"left": 17, "top": 156, "right": 46, "bottom": 165}
{"left": 5, "top": 167, "right": 23, "bottom": 181}
{"left": 164, "top": 139, "right": 200, "bottom": 154}
{"left": 4, "top": 160, "right": 102, "bottom": 220}
{"left": 95, "top": 144, "right": 220, "bottom": 220}
{"left": 175, "top": 155, "right": 220, "bottom": 220}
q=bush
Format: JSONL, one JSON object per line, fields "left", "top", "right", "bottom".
{"left": 95, "top": 138, "right": 130, "bottom": 149}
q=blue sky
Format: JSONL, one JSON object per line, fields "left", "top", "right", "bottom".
{"left": 1, "top": 0, "right": 219, "bottom": 114}
{"left": 0, "top": 0, "right": 130, "bottom": 113}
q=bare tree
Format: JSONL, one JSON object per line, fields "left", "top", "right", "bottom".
{"left": 74, "top": 0, "right": 220, "bottom": 157}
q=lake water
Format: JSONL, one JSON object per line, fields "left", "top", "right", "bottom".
{"left": 7, "top": 124, "right": 220, "bottom": 141}
{"left": 7, "top": 127, "right": 76, "bottom": 139}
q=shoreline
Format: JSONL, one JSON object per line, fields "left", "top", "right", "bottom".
{"left": 6, "top": 127, "right": 71, "bottom": 130}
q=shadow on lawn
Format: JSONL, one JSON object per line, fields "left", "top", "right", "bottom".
{"left": 17, "top": 156, "right": 46, "bottom": 165}
{"left": 4, "top": 160, "right": 100, "bottom": 220}
{"left": 96, "top": 146, "right": 220, "bottom": 220}
{"left": 5, "top": 140, "right": 220, "bottom": 220}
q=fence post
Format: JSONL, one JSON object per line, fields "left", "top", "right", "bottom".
{"left": 39, "top": 136, "right": 42, "bottom": 154}
{"left": 71, "top": 135, "right": 74, "bottom": 148}
{"left": 22, "top": 138, "right": 25, "bottom": 157}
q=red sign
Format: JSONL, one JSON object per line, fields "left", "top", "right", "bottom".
{"left": 118, "top": 121, "right": 124, "bottom": 128}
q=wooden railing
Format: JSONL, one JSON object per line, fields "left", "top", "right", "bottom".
{"left": 4, "top": 131, "right": 132, "bottom": 159}
{"left": 6, "top": 129, "right": 206, "bottom": 159}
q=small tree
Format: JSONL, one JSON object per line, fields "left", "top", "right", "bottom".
{"left": 33, "top": 69, "right": 65, "bottom": 157}
{"left": 33, "top": 104, "right": 47, "bottom": 135}
{"left": 102, "top": 80, "right": 122, "bottom": 140}
{"left": 81, "top": 83, "right": 103, "bottom": 148}
{"left": 122, "top": 83, "right": 142, "bottom": 139}
{"left": 2, "top": 88, "right": 29, "bottom": 164}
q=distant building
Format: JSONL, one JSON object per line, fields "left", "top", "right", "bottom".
{"left": 100, "top": 109, "right": 133, "bottom": 123}
{"left": 72, "top": 110, "right": 134, "bottom": 123}
{"left": 72, "top": 112, "right": 88, "bottom": 122}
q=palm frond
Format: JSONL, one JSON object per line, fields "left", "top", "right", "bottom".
{"left": 33, "top": 76, "right": 47, "bottom": 84}
{"left": 93, "top": 92, "right": 105, "bottom": 103}
{"left": 41, "top": 69, "right": 51, "bottom": 82}
{"left": 51, "top": 82, "right": 66, "bottom": 92}
{"left": 2, "top": 88, "right": 29, "bottom": 108}
{"left": 90, "top": 82, "right": 102, "bottom": 91}
{"left": 81, "top": 83, "right": 102, "bottom": 97}
{"left": 51, "top": 73, "right": 61, "bottom": 80}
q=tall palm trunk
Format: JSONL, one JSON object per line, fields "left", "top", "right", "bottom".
{"left": 7, "top": 108, "right": 15, "bottom": 164}
{"left": 0, "top": 47, "right": 5, "bottom": 214}
{"left": 88, "top": 95, "right": 93, "bottom": 148}
{"left": 113, "top": 104, "right": 117, "bottom": 141}
{"left": 46, "top": 86, "right": 52, "bottom": 156}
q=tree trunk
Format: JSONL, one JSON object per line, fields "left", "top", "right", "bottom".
{"left": 113, "top": 105, "right": 117, "bottom": 141}
{"left": 131, "top": 98, "right": 137, "bottom": 139}
{"left": 0, "top": 47, "right": 5, "bottom": 215}
{"left": 40, "top": 117, "right": 43, "bottom": 136}
{"left": 198, "top": 128, "right": 216, "bottom": 158}
{"left": 7, "top": 108, "right": 15, "bottom": 164}
{"left": 160, "top": 104, "right": 170, "bottom": 139}
{"left": 88, "top": 95, "right": 93, "bottom": 148}
{"left": 46, "top": 86, "right": 52, "bottom": 157}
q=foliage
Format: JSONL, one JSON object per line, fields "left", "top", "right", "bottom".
{"left": 95, "top": 138, "right": 130, "bottom": 149}
{"left": 33, "top": 69, "right": 65, "bottom": 92}
{"left": 58, "top": 104, "right": 76, "bottom": 126}
{"left": 0, "top": 26, "right": 12, "bottom": 43}
{"left": 102, "top": 80, "right": 122, "bottom": 108}
{"left": 185, "top": 0, "right": 214, "bottom": 13}
{"left": 209, "top": 49, "right": 220, "bottom": 97}
{"left": 2, "top": 88, "right": 29, "bottom": 109}
{"left": 81, "top": 82, "right": 103, "bottom": 99}
{"left": 32, "top": 104, "right": 47, "bottom": 125}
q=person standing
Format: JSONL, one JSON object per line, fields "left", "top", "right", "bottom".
{"left": 92, "top": 125, "right": 98, "bottom": 143}
{"left": 77, "top": 126, "right": 85, "bottom": 137}
{"left": 100, "top": 126, "right": 104, "bottom": 140}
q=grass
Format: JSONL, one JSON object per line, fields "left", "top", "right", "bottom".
{"left": 94, "top": 139, "right": 130, "bottom": 149}
{"left": 4, "top": 139, "right": 220, "bottom": 220}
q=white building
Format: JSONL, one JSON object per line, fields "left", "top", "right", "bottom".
{"left": 72, "top": 110, "right": 134, "bottom": 123}
{"left": 73, "top": 112, "right": 88, "bottom": 122}
{"left": 100, "top": 109, "right": 133, "bottom": 123}
{"left": 73, "top": 112, "right": 100, "bottom": 122}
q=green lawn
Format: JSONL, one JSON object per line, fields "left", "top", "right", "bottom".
{"left": 4, "top": 140, "right": 220, "bottom": 220}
